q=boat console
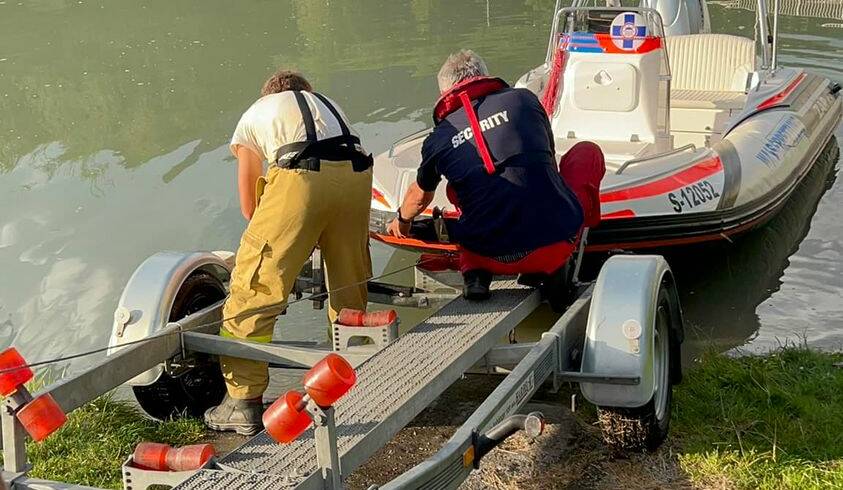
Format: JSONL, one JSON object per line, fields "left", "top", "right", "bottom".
{"left": 546, "top": 8, "right": 674, "bottom": 170}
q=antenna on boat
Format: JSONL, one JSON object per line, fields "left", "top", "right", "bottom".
{"left": 756, "top": 0, "right": 773, "bottom": 69}
{"left": 546, "top": 0, "right": 563, "bottom": 65}
{"left": 771, "top": 0, "right": 781, "bottom": 71}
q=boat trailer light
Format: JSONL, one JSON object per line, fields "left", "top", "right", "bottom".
{"left": 0, "top": 347, "right": 67, "bottom": 442}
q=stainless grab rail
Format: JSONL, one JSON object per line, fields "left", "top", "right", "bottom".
{"left": 615, "top": 143, "right": 696, "bottom": 175}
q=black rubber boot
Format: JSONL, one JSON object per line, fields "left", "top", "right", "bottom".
{"left": 204, "top": 394, "right": 264, "bottom": 436}
{"left": 517, "top": 272, "right": 545, "bottom": 288}
{"left": 463, "top": 269, "right": 493, "bottom": 301}
{"left": 543, "top": 262, "right": 575, "bottom": 312}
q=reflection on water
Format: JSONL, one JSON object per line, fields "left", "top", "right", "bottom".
{"left": 668, "top": 139, "right": 841, "bottom": 356}
{"left": 0, "top": 1, "right": 841, "bottom": 374}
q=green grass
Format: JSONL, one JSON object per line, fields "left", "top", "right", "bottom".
{"left": 672, "top": 347, "right": 843, "bottom": 489}
{"left": 11, "top": 347, "right": 843, "bottom": 489}
{"left": 21, "top": 396, "right": 205, "bottom": 489}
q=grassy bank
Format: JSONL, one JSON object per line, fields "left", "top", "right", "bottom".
{"left": 16, "top": 397, "right": 205, "bottom": 489}
{"left": 672, "top": 347, "right": 843, "bottom": 489}
{"left": 13, "top": 346, "right": 843, "bottom": 489}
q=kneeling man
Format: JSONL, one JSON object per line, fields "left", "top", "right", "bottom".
{"left": 387, "top": 50, "right": 605, "bottom": 302}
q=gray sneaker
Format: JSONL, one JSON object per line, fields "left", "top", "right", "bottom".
{"left": 204, "top": 394, "right": 264, "bottom": 436}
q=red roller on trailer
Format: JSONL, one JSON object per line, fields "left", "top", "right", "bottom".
{"left": 133, "top": 443, "right": 215, "bottom": 471}
{"left": 263, "top": 353, "right": 358, "bottom": 444}
{"left": 337, "top": 309, "right": 397, "bottom": 327}
{"left": 0, "top": 348, "right": 34, "bottom": 396}
{"left": 263, "top": 390, "right": 312, "bottom": 443}
{"left": 0, "top": 347, "right": 67, "bottom": 442}
{"left": 16, "top": 394, "right": 67, "bottom": 442}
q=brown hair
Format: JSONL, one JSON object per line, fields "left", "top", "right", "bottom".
{"left": 260, "top": 69, "right": 312, "bottom": 96}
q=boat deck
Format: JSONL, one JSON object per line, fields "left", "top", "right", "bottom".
{"left": 176, "top": 280, "right": 540, "bottom": 489}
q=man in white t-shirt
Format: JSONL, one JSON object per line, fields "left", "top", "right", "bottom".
{"left": 204, "top": 70, "right": 373, "bottom": 435}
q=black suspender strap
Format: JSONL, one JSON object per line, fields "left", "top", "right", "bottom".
{"left": 312, "top": 92, "right": 350, "bottom": 137}
{"left": 293, "top": 91, "right": 318, "bottom": 142}
{"left": 311, "top": 92, "right": 373, "bottom": 171}
{"left": 276, "top": 91, "right": 373, "bottom": 172}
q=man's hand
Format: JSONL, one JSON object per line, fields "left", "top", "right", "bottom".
{"left": 386, "top": 182, "right": 436, "bottom": 238}
{"left": 386, "top": 217, "right": 412, "bottom": 238}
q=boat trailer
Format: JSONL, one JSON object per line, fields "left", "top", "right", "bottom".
{"left": 0, "top": 249, "right": 683, "bottom": 489}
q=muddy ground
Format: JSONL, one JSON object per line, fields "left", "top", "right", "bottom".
{"left": 206, "top": 374, "right": 699, "bottom": 489}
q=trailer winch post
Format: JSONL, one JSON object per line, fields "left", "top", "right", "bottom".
{"left": 1, "top": 406, "right": 28, "bottom": 473}
{"left": 305, "top": 402, "right": 342, "bottom": 490}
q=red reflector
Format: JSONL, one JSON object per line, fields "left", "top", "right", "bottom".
{"left": 263, "top": 390, "right": 312, "bottom": 444}
{"left": 17, "top": 393, "right": 66, "bottom": 442}
{"left": 303, "top": 354, "right": 357, "bottom": 407}
{"left": 0, "top": 348, "right": 34, "bottom": 397}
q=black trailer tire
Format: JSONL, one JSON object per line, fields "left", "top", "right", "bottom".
{"left": 133, "top": 271, "right": 227, "bottom": 420}
{"left": 596, "top": 287, "right": 674, "bottom": 452}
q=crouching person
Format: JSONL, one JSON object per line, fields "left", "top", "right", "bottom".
{"left": 205, "top": 70, "right": 373, "bottom": 435}
{"left": 387, "top": 50, "right": 605, "bottom": 304}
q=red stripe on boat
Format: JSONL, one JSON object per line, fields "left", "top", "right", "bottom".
{"left": 757, "top": 73, "right": 806, "bottom": 111}
{"left": 601, "top": 209, "right": 636, "bottom": 220}
{"left": 371, "top": 188, "right": 390, "bottom": 208}
{"left": 600, "top": 156, "right": 723, "bottom": 203}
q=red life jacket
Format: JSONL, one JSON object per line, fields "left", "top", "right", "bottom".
{"left": 433, "top": 77, "right": 509, "bottom": 175}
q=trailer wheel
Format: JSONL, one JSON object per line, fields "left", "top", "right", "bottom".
{"left": 133, "top": 271, "right": 227, "bottom": 420}
{"left": 596, "top": 287, "right": 674, "bottom": 452}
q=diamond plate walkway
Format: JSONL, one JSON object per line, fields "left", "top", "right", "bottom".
{"left": 177, "top": 280, "right": 539, "bottom": 489}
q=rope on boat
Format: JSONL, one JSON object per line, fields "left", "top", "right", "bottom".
{"left": 2, "top": 255, "right": 443, "bottom": 374}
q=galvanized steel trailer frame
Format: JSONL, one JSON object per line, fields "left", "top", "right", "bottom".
{"left": 1, "top": 284, "right": 546, "bottom": 490}
{"left": 1, "top": 254, "right": 677, "bottom": 490}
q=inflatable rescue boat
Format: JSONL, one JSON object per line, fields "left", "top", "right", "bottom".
{"left": 368, "top": 0, "right": 842, "bottom": 253}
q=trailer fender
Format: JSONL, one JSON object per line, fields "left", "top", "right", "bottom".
{"left": 106, "top": 251, "right": 233, "bottom": 386}
{"left": 579, "top": 254, "right": 682, "bottom": 408}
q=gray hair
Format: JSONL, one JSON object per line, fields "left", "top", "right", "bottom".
{"left": 436, "top": 50, "right": 489, "bottom": 93}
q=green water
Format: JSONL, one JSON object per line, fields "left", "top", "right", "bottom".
{"left": 0, "top": 1, "right": 841, "bottom": 370}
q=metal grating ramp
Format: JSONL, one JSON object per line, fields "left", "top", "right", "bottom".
{"left": 177, "top": 280, "right": 538, "bottom": 489}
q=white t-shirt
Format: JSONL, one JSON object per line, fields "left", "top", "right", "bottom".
{"left": 229, "top": 91, "right": 363, "bottom": 162}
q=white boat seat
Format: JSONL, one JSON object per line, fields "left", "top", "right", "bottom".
{"left": 666, "top": 34, "right": 755, "bottom": 93}
{"left": 670, "top": 90, "right": 746, "bottom": 110}
{"left": 665, "top": 34, "right": 755, "bottom": 140}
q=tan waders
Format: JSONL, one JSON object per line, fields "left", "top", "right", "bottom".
{"left": 219, "top": 161, "right": 372, "bottom": 400}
